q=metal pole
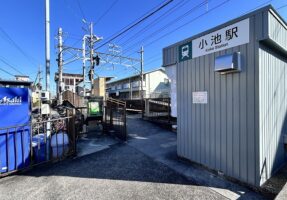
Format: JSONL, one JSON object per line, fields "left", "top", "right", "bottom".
{"left": 82, "top": 36, "right": 86, "bottom": 97}
{"left": 45, "top": 0, "right": 50, "bottom": 93}
{"left": 45, "top": 0, "right": 51, "bottom": 161}
{"left": 58, "top": 27, "right": 63, "bottom": 105}
{"left": 140, "top": 46, "right": 144, "bottom": 118}
{"left": 90, "top": 22, "right": 94, "bottom": 96}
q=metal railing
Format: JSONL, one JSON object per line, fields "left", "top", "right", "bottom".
{"left": 0, "top": 116, "right": 76, "bottom": 177}
{"left": 104, "top": 98, "right": 127, "bottom": 141}
{"left": 144, "top": 98, "right": 173, "bottom": 126}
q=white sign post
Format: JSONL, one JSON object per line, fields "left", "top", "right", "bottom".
{"left": 192, "top": 18, "right": 249, "bottom": 58}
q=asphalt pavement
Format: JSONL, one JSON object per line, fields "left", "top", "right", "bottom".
{"left": 0, "top": 143, "right": 226, "bottom": 200}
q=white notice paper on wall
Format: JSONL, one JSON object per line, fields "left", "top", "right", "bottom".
{"left": 192, "top": 91, "right": 208, "bottom": 104}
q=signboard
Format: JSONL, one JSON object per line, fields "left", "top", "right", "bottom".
{"left": 192, "top": 18, "right": 249, "bottom": 58}
{"left": 0, "top": 87, "right": 31, "bottom": 173}
{"left": 0, "top": 87, "right": 30, "bottom": 127}
{"left": 178, "top": 41, "right": 192, "bottom": 62}
{"left": 89, "top": 102, "right": 100, "bottom": 115}
{"left": 192, "top": 91, "right": 208, "bottom": 104}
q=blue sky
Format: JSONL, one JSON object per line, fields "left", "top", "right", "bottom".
{"left": 0, "top": 0, "right": 286, "bottom": 94}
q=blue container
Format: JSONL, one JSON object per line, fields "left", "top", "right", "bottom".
{"left": 0, "top": 127, "right": 31, "bottom": 173}
{"left": 32, "top": 134, "right": 48, "bottom": 163}
{"left": 51, "top": 132, "right": 69, "bottom": 159}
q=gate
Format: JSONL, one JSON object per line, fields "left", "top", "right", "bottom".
{"left": 0, "top": 115, "right": 76, "bottom": 176}
{"left": 104, "top": 98, "right": 127, "bottom": 141}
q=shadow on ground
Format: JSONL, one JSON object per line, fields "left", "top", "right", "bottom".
{"left": 0, "top": 114, "right": 272, "bottom": 200}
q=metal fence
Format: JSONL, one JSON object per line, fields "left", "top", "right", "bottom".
{"left": 104, "top": 98, "right": 127, "bottom": 141}
{"left": 144, "top": 98, "right": 173, "bottom": 126}
{"left": 0, "top": 116, "right": 76, "bottom": 177}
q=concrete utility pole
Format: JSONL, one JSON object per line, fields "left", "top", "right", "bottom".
{"left": 140, "top": 46, "right": 144, "bottom": 118}
{"left": 82, "top": 35, "right": 87, "bottom": 97}
{"left": 45, "top": 0, "right": 50, "bottom": 93}
{"left": 45, "top": 0, "right": 51, "bottom": 161}
{"left": 57, "top": 27, "right": 63, "bottom": 105}
{"left": 89, "top": 22, "right": 95, "bottom": 94}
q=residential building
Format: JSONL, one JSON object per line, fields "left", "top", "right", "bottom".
{"left": 92, "top": 77, "right": 113, "bottom": 97}
{"left": 0, "top": 79, "right": 32, "bottom": 88}
{"left": 106, "top": 68, "right": 169, "bottom": 100}
{"left": 15, "top": 75, "right": 30, "bottom": 82}
{"left": 54, "top": 73, "right": 84, "bottom": 93}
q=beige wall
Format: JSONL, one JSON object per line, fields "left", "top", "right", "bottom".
{"left": 92, "top": 77, "right": 106, "bottom": 97}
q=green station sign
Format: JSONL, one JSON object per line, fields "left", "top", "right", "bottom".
{"left": 178, "top": 41, "right": 192, "bottom": 62}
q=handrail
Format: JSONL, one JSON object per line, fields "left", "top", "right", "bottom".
{"left": 107, "top": 97, "right": 126, "bottom": 106}
{"left": 0, "top": 117, "right": 72, "bottom": 130}
{"left": 0, "top": 124, "right": 29, "bottom": 131}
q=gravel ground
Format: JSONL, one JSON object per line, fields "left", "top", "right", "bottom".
{"left": 0, "top": 144, "right": 226, "bottom": 200}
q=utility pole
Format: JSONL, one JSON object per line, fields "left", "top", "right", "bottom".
{"left": 38, "top": 65, "right": 43, "bottom": 91}
{"left": 57, "top": 27, "right": 63, "bottom": 105}
{"left": 82, "top": 35, "right": 87, "bottom": 97}
{"left": 89, "top": 22, "right": 95, "bottom": 95}
{"left": 45, "top": 0, "right": 51, "bottom": 161}
{"left": 140, "top": 46, "right": 144, "bottom": 118}
{"left": 45, "top": 0, "right": 50, "bottom": 94}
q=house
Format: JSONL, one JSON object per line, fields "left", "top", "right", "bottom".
{"left": 54, "top": 73, "right": 84, "bottom": 93}
{"left": 106, "top": 68, "right": 170, "bottom": 100}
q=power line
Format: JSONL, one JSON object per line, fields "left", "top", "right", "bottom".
{"left": 0, "top": 56, "right": 24, "bottom": 75}
{"left": 0, "top": 27, "right": 39, "bottom": 67}
{"left": 277, "top": 4, "right": 287, "bottom": 10}
{"left": 117, "top": 0, "right": 192, "bottom": 46}
{"left": 95, "top": 0, "right": 174, "bottom": 50}
{"left": 144, "top": 0, "right": 230, "bottom": 48}
{"left": 0, "top": 67, "right": 14, "bottom": 77}
{"left": 94, "top": 0, "right": 120, "bottom": 25}
{"left": 64, "top": 0, "right": 83, "bottom": 21}
{"left": 97, "top": 0, "right": 169, "bottom": 46}
{"left": 122, "top": 0, "right": 207, "bottom": 54}
{"left": 76, "top": 0, "right": 87, "bottom": 20}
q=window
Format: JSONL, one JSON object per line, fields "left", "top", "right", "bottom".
{"left": 65, "top": 78, "right": 69, "bottom": 85}
{"left": 117, "top": 84, "right": 122, "bottom": 90}
{"left": 123, "top": 83, "right": 130, "bottom": 89}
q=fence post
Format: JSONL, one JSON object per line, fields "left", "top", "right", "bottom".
{"left": 168, "top": 98, "right": 171, "bottom": 125}
{"left": 67, "top": 111, "right": 76, "bottom": 156}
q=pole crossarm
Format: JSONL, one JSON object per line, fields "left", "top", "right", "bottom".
{"left": 96, "top": 51, "right": 140, "bottom": 68}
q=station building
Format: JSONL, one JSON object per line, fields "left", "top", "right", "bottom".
{"left": 162, "top": 5, "right": 287, "bottom": 186}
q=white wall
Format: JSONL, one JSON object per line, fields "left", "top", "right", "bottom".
{"left": 165, "top": 65, "right": 177, "bottom": 117}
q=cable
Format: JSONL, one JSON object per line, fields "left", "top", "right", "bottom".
{"left": 0, "top": 27, "right": 39, "bottom": 67}
{"left": 94, "top": 0, "right": 120, "bottom": 25}
{"left": 95, "top": 0, "right": 174, "bottom": 50}
{"left": 0, "top": 56, "right": 24, "bottom": 75}
{"left": 0, "top": 67, "right": 14, "bottom": 77}
{"left": 64, "top": 0, "right": 83, "bottom": 21}
{"left": 122, "top": 0, "right": 207, "bottom": 54}
{"left": 277, "top": 4, "right": 287, "bottom": 10}
{"left": 123, "top": 0, "right": 228, "bottom": 56}
{"left": 76, "top": 0, "right": 87, "bottom": 20}
{"left": 96, "top": 0, "right": 169, "bottom": 46}
{"left": 144, "top": 0, "right": 230, "bottom": 48}
{"left": 117, "top": 0, "right": 192, "bottom": 46}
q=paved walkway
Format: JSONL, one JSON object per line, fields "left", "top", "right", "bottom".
{"left": 0, "top": 115, "right": 270, "bottom": 200}
{"left": 127, "top": 114, "right": 268, "bottom": 200}
{"left": 0, "top": 120, "right": 228, "bottom": 200}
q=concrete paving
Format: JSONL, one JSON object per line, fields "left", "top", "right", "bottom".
{"left": 0, "top": 144, "right": 226, "bottom": 200}
{"left": 127, "top": 114, "right": 269, "bottom": 200}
